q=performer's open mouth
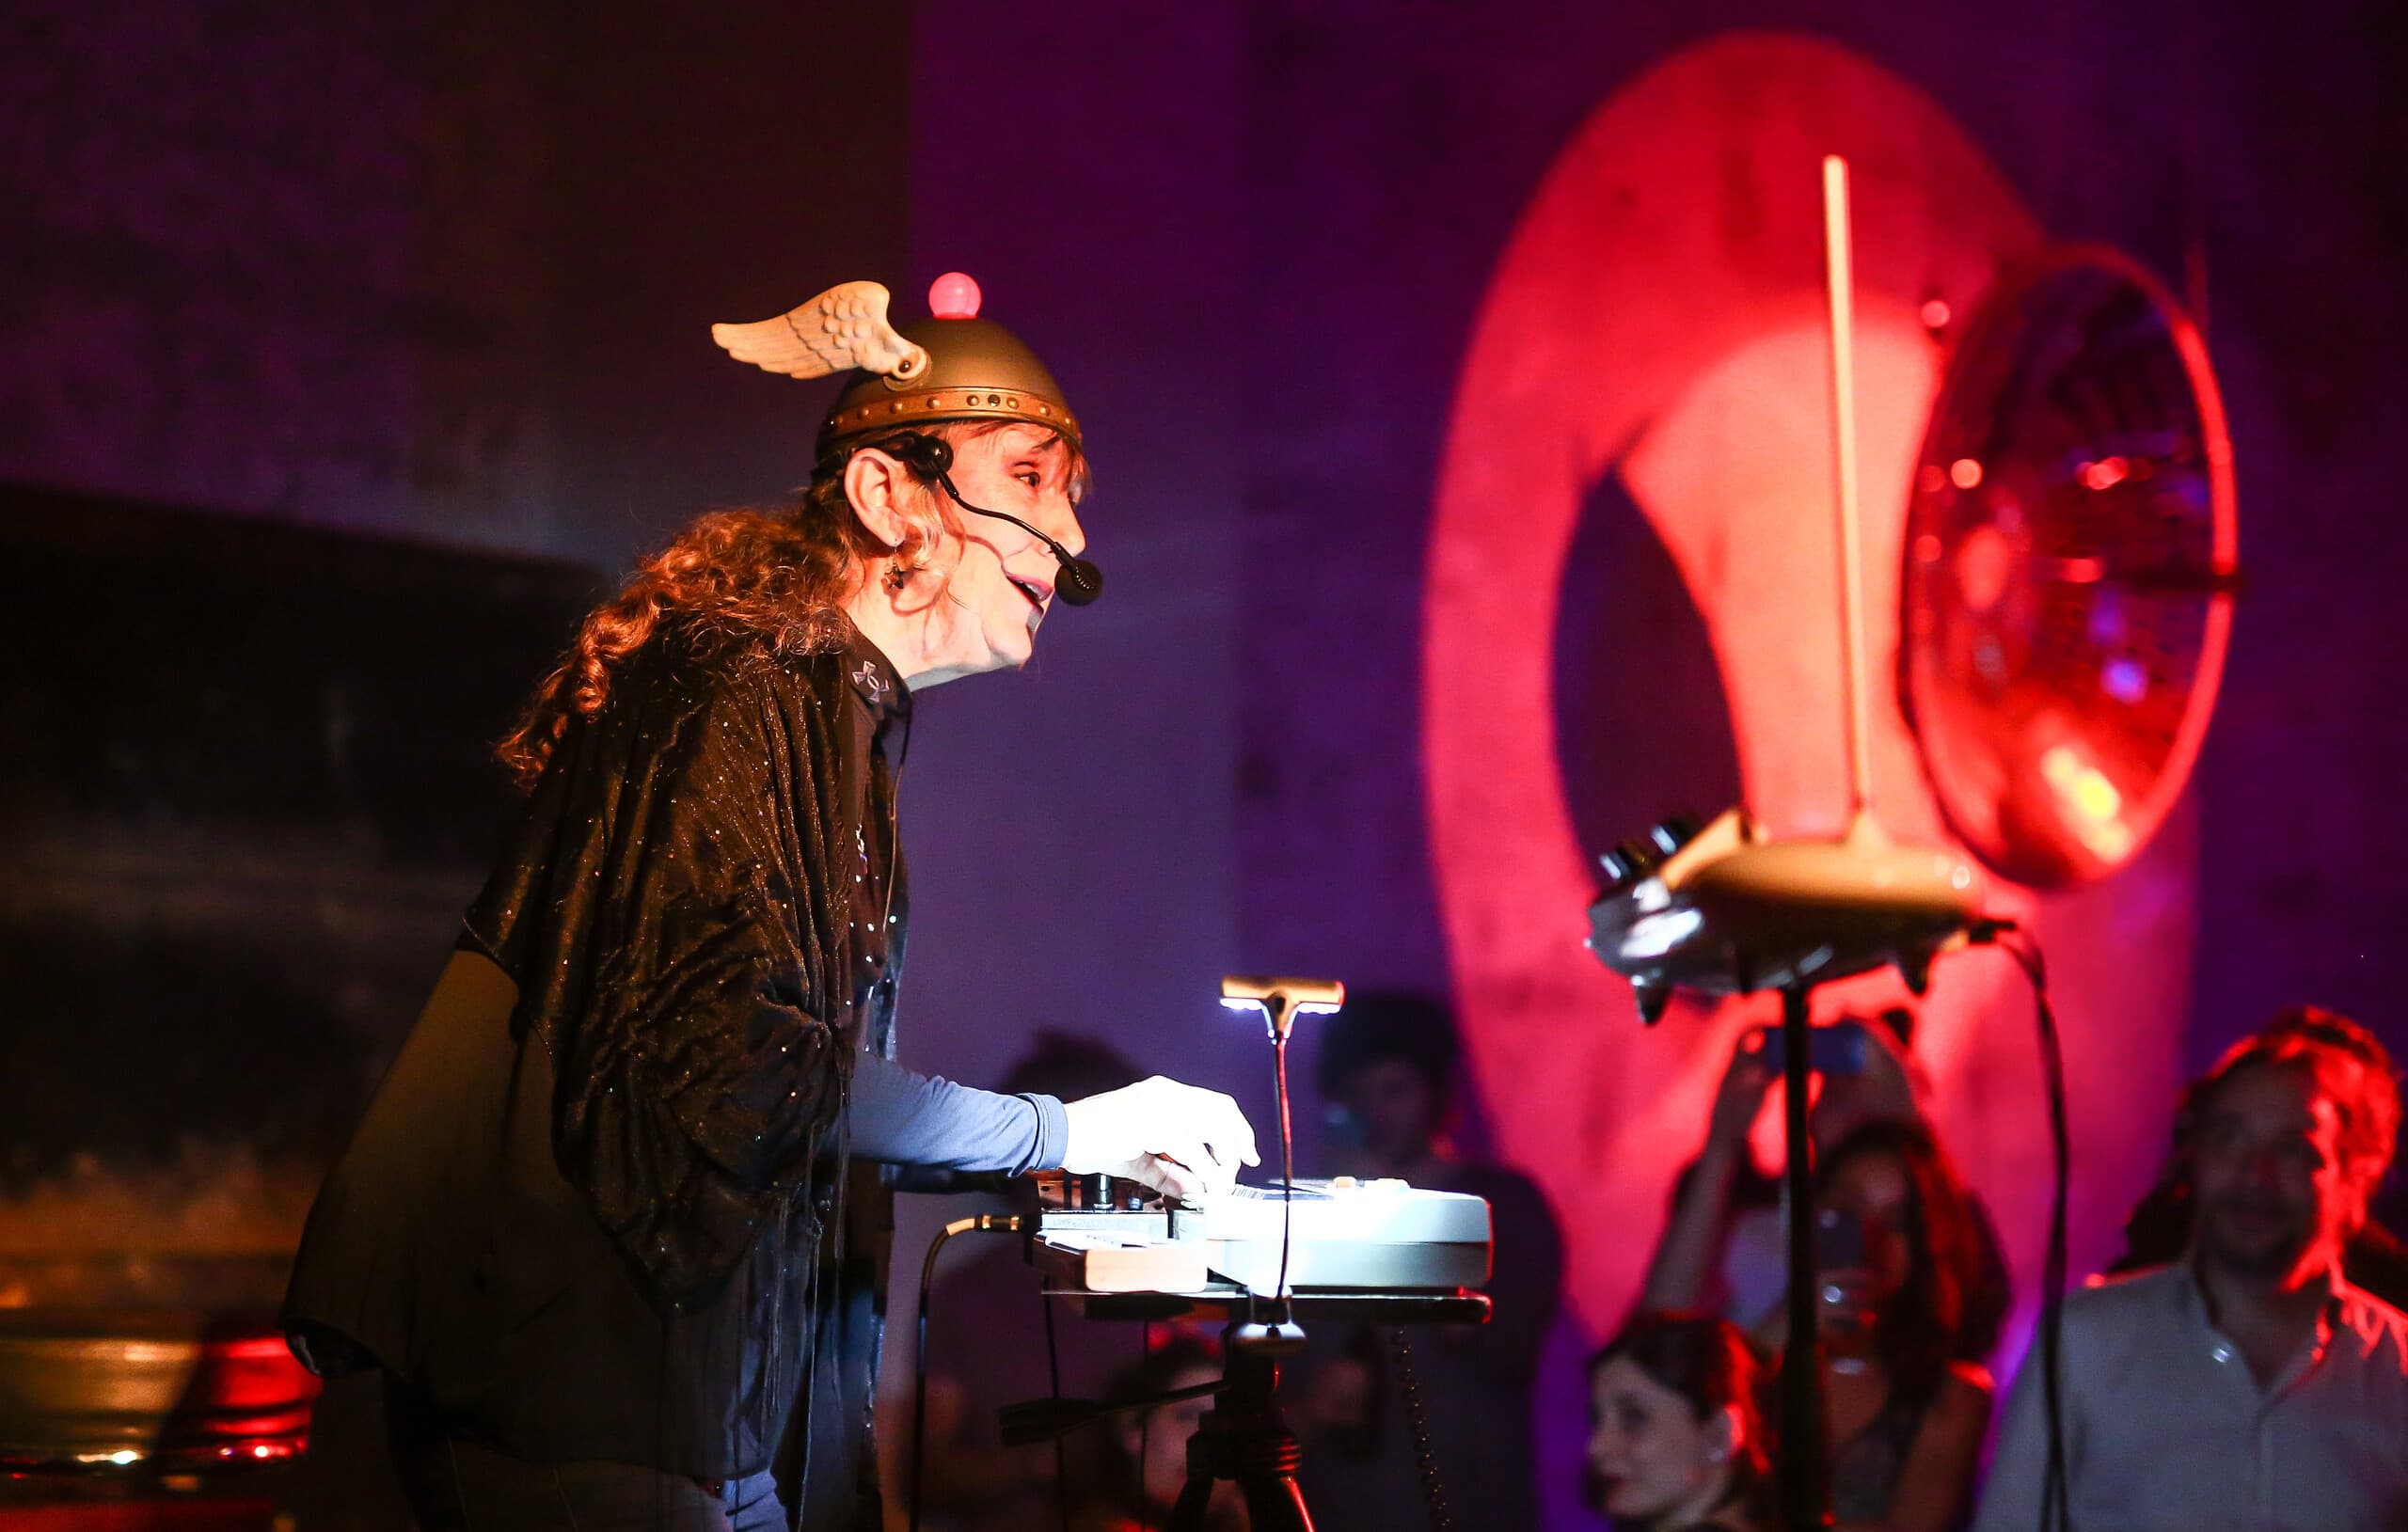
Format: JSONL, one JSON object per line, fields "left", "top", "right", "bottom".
{"left": 1008, "top": 576, "right": 1050, "bottom": 614}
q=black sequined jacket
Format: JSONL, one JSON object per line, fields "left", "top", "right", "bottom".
{"left": 283, "top": 616, "right": 913, "bottom": 1504}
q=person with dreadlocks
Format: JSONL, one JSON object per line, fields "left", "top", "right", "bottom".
{"left": 281, "top": 276, "right": 1257, "bottom": 1531}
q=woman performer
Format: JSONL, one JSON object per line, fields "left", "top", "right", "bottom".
{"left": 281, "top": 275, "right": 1256, "bottom": 1531}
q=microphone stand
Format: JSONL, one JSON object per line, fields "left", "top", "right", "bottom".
{"left": 1171, "top": 979, "right": 1340, "bottom": 1532}
{"left": 1775, "top": 981, "right": 1830, "bottom": 1527}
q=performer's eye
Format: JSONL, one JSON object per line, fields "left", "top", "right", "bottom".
{"left": 1016, "top": 470, "right": 1041, "bottom": 490}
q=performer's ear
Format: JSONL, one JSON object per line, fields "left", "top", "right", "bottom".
{"left": 842, "top": 446, "right": 915, "bottom": 552}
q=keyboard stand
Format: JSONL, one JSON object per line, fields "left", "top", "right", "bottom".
{"left": 1169, "top": 1312, "right": 1310, "bottom": 1532}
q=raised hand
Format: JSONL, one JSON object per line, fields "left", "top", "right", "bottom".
{"left": 1708, "top": 1031, "right": 1777, "bottom": 1151}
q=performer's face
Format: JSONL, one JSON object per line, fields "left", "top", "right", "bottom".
{"left": 933, "top": 423, "right": 1086, "bottom": 678}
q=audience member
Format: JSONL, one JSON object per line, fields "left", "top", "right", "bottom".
{"left": 1973, "top": 1007, "right": 2408, "bottom": 1531}
{"left": 2110, "top": 1004, "right": 2408, "bottom": 1308}
{"left": 1792, "top": 1122, "right": 1993, "bottom": 1532}
{"left": 1587, "top": 1312, "right": 1776, "bottom": 1532}
{"left": 1644, "top": 1018, "right": 1999, "bottom": 1530}
{"left": 1643, "top": 1010, "right": 2010, "bottom": 1366}
{"left": 1292, "top": 990, "right": 1564, "bottom": 1532}
{"left": 1071, "top": 1335, "right": 1244, "bottom": 1532}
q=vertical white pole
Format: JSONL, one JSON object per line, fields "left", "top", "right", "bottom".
{"left": 1822, "top": 154, "right": 1874, "bottom": 826}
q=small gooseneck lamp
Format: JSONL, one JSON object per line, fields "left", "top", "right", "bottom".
{"left": 1218, "top": 975, "right": 1345, "bottom": 1309}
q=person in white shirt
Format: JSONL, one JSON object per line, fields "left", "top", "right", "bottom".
{"left": 1973, "top": 1009, "right": 2408, "bottom": 1532}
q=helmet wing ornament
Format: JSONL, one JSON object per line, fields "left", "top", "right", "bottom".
{"left": 709, "top": 280, "right": 930, "bottom": 383}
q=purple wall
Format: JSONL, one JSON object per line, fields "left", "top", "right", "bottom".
{"left": 0, "top": 0, "right": 910, "bottom": 558}
{"left": 894, "top": 1, "right": 1248, "bottom": 1145}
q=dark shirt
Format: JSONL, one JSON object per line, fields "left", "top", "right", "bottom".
{"left": 1830, "top": 1378, "right": 1937, "bottom": 1524}
{"left": 284, "top": 616, "right": 1062, "bottom": 1524}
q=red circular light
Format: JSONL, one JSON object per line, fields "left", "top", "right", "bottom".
{"left": 1899, "top": 247, "right": 2236, "bottom": 888}
{"left": 928, "top": 271, "right": 982, "bottom": 320}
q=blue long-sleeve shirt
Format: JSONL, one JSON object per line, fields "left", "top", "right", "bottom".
{"left": 848, "top": 1052, "right": 1066, "bottom": 1175}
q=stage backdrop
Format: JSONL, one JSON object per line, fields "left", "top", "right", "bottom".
{"left": 1236, "top": 1, "right": 2408, "bottom": 1286}
{"left": 1233, "top": 8, "right": 2407, "bottom": 1523}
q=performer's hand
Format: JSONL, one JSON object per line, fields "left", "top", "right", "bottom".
{"left": 1060, "top": 1077, "right": 1259, "bottom": 1201}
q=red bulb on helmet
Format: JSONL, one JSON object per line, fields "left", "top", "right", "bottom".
{"left": 928, "top": 272, "right": 983, "bottom": 320}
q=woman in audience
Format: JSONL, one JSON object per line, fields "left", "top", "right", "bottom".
{"left": 1781, "top": 1122, "right": 1994, "bottom": 1532}
{"left": 1587, "top": 1312, "right": 1775, "bottom": 1532}
{"left": 1641, "top": 1072, "right": 1998, "bottom": 1532}
{"left": 1641, "top": 1013, "right": 2009, "bottom": 1364}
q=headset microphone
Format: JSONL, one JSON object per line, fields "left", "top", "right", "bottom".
{"left": 872, "top": 434, "right": 1103, "bottom": 607}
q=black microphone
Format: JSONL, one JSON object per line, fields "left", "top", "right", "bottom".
{"left": 871, "top": 434, "right": 1103, "bottom": 606}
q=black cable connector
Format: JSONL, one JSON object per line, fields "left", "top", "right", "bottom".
{"left": 910, "top": 1213, "right": 1026, "bottom": 1532}
{"left": 1997, "top": 934, "right": 2074, "bottom": 1532}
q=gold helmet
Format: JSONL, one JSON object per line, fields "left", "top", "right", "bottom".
{"left": 711, "top": 273, "right": 1080, "bottom": 461}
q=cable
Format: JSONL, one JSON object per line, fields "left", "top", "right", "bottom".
{"left": 1999, "top": 933, "right": 2074, "bottom": 1532}
{"left": 1273, "top": 1032, "right": 1296, "bottom": 1304}
{"left": 1385, "top": 1327, "right": 1452, "bottom": 1532}
{"left": 931, "top": 469, "right": 1103, "bottom": 606}
{"left": 867, "top": 432, "right": 1102, "bottom": 605}
{"left": 1136, "top": 1320, "right": 1154, "bottom": 1532}
{"left": 1043, "top": 1290, "right": 1070, "bottom": 1532}
{"left": 909, "top": 1213, "right": 1023, "bottom": 1532}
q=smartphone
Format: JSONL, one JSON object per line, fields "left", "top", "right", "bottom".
{"left": 1757, "top": 1019, "right": 1868, "bottom": 1077}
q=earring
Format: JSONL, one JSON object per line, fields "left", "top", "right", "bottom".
{"left": 885, "top": 562, "right": 911, "bottom": 592}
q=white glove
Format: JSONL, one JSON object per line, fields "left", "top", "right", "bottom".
{"left": 1059, "top": 1076, "right": 1259, "bottom": 1202}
